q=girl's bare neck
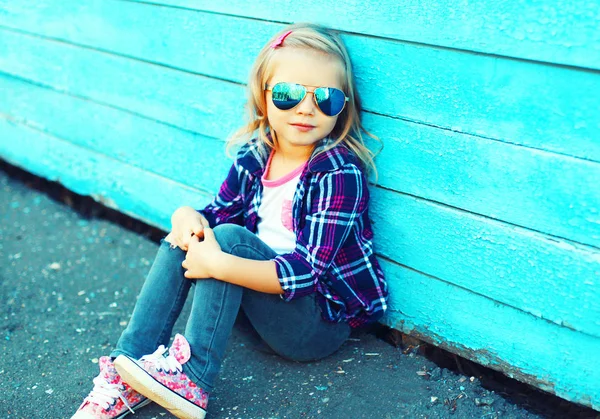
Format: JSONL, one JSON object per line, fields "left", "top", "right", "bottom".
{"left": 267, "top": 144, "right": 312, "bottom": 180}
{"left": 275, "top": 141, "right": 313, "bottom": 164}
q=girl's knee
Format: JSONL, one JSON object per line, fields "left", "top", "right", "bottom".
{"left": 212, "top": 224, "right": 246, "bottom": 252}
{"left": 212, "top": 224, "right": 274, "bottom": 260}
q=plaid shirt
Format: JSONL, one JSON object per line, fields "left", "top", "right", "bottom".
{"left": 200, "top": 139, "right": 388, "bottom": 327}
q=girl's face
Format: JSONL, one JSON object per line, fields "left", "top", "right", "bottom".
{"left": 265, "top": 48, "right": 345, "bottom": 155}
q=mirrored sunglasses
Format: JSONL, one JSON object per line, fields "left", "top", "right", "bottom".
{"left": 265, "top": 82, "right": 349, "bottom": 117}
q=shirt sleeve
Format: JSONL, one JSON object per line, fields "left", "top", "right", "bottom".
{"left": 273, "top": 165, "right": 369, "bottom": 301}
{"left": 198, "top": 162, "right": 246, "bottom": 227}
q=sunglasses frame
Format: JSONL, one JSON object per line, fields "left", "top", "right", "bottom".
{"left": 265, "top": 82, "right": 349, "bottom": 117}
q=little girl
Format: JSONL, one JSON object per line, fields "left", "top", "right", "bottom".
{"left": 72, "top": 23, "right": 388, "bottom": 419}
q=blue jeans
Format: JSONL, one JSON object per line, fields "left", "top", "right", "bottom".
{"left": 111, "top": 224, "right": 350, "bottom": 391}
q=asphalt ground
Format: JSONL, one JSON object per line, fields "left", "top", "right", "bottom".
{"left": 1, "top": 161, "right": 598, "bottom": 419}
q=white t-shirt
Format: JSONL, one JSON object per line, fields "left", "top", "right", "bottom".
{"left": 256, "top": 153, "right": 306, "bottom": 254}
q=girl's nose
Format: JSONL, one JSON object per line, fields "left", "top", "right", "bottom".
{"left": 295, "top": 91, "right": 316, "bottom": 115}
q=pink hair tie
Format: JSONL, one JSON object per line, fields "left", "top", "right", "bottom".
{"left": 270, "top": 30, "right": 292, "bottom": 48}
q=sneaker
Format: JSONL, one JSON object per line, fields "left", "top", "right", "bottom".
{"left": 72, "top": 356, "right": 151, "bottom": 418}
{"left": 114, "top": 334, "right": 209, "bottom": 419}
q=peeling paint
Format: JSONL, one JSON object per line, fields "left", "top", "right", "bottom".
{"left": 90, "top": 193, "right": 117, "bottom": 210}
{"left": 384, "top": 317, "right": 599, "bottom": 410}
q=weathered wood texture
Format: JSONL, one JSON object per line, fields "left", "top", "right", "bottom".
{"left": 1, "top": 0, "right": 598, "bottom": 410}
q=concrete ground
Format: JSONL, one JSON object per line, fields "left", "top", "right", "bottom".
{"left": 1, "top": 163, "right": 598, "bottom": 419}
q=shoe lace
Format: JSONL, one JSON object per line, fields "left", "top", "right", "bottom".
{"left": 85, "top": 376, "right": 135, "bottom": 414}
{"left": 139, "top": 344, "right": 183, "bottom": 374}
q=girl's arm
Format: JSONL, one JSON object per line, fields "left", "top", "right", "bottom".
{"left": 212, "top": 252, "right": 283, "bottom": 294}
{"left": 273, "top": 165, "right": 369, "bottom": 301}
{"left": 182, "top": 230, "right": 283, "bottom": 294}
{"left": 198, "top": 163, "right": 245, "bottom": 227}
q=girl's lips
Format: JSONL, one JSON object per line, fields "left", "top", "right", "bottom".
{"left": 291, "top": 123, "right": 316, "bottom": 132}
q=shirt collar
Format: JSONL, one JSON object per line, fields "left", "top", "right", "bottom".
{"left": 236, "top": 138, "right": 269, "bottom": 176}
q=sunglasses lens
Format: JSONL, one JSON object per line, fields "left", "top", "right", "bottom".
{"left": 271, "top": 83, "right": 306, "bottom": 110}
{"left": 314, "top": 87, "right": 346, "bottom": 116}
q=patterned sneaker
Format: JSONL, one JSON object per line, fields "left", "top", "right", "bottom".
{"left": 114, "top": 334, "right": 209, "bottom": 419}
{"left": 72, "top": 356, "right": 151, "bottom": 418}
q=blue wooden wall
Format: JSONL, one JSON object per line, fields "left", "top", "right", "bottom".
{"left": 1, "top": 0, "right": 598, "bottom": 410}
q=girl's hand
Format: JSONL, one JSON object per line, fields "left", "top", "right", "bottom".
{"left": 170, "top": 206, "right": 210, "bottom": 251}
{"left": 182, "top": 229, "right": 224, "bottom": 279}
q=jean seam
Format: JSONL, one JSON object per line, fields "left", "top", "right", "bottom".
{"left": 195, "top": 282, "right": 230, "bottom": 383}
{"left": 149, "top": 243, "right": 188, "bottom": 348}
{"left": 155, "top": 274, "right": 189, "bottom": 347}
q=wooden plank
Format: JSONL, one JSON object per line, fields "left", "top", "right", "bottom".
{"left": 5, "top": 0, "right": 594, "bottom": 70}
{"left": 0, "top": 116, "right": 212, "bottom": 230}
{"left": 370, "top": 189, "right": 600, "bottom": 338}
{"left": 379, "top": 261, "right": 600, "bottom": 410}
{"left": 362, "top": 112, "right": 600, "bottom": 249}
{"left": 0, "top": 28, "right": 247, "bottom": 139}
{"left": 164, "top": 0, "right": 600, "bottom": 71}
{"left": 346, "top": 34, "right": 600, "bottom": 164}
{"left": 0, "top": 75, "right": 232, "bottom": 194}
{"left": 1, "top": 108, "right": 598, "bottom": 338}
{"left": 0, "top": 13, "right": 599, "bottom": 163}
{"left": 0, "top": 0, "right": 274, "bottom": 84}
{"left": 2, "top": 73, "right": 599, "bottom": 249}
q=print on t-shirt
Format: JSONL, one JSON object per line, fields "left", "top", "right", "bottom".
{"left": 281, "top": 199, "right": 294, "bottom": 232}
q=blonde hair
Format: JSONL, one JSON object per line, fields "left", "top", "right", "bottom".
{"left": 228, "top": 23, "right": 381, "bottom": 175}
